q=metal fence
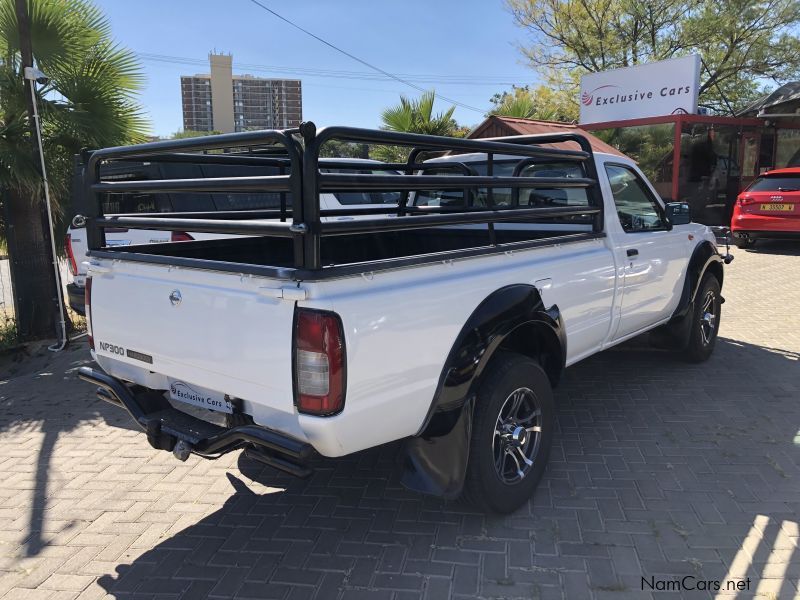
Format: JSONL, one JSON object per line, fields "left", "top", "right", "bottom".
{"left": 0, "top": 254, "right": 13, "bottom": 321}
{"left": 0, "top": 256, "right": 81, "bottom": 343}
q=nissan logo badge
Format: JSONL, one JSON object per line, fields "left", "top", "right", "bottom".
{"left": 169, "top": 290, "right": 182, "bottom": 306}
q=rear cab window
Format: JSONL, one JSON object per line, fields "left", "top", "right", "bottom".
{"left": 412, "top": 157, "right": 594, "bottom": 224}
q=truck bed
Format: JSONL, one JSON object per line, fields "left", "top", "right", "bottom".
{"left": 106, "top": 226, "right": 593, "bottom": 273}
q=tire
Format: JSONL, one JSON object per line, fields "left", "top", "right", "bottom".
{"left": 683, "top": 274, "right": 721, "bottom": 363}
{"left": 732, "top": 236, "right": 754, "bottom": 249}
{"left": 463, "top": 353, "right": 554, "bottom": 514}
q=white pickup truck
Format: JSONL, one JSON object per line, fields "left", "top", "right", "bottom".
{"left": 78, "top": 124, "right": 732, "bottom": 513}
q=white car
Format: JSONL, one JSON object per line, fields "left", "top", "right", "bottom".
{"left": 78, "top": 124, "right": 730, "bottom": 513}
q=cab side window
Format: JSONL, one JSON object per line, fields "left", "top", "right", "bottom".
{"left": 605, "top": 165, "right": 665, "bottom": 233}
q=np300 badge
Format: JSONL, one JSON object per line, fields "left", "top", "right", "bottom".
{"left": 97, "top": 341, "right": 124, "bottom": 355}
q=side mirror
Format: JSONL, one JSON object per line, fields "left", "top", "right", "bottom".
{"left": 665, "top": 202, "right": 692, "bottom": 226}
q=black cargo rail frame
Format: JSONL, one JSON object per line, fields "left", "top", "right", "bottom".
{"left": 84, "top": 122, "right": 605, "bottom": 280}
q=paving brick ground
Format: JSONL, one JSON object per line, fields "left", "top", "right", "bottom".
{"left": 1, "top": 241, "right": 799, "bottom": 600}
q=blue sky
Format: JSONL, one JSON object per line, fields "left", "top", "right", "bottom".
{"left": 94, "top": 0, "right": 539, "bottom": 137}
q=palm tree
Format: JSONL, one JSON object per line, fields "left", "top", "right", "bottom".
{"left": 375, "top": 91, "right": 457, "bottom": 162}
{"left": 0, "top": 0, "right": 147, "bottom": 340}
{"left": 490, "top": 92, "right": 538, "bottom": 119}
{"left": 380, "top": 91, "right": 457, "bottom": 136}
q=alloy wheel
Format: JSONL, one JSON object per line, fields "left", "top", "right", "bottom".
{"left": 492, "top": 387, "right": 542, "bottom": 483}
{"left": 700, "top": 290, "right": 717, "bottom": 345}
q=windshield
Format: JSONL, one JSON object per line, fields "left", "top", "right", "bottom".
{"left": 746, "top": 174, "right": 800, "bottom": 192}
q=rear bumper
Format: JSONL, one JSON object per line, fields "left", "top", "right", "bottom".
{"left": 67, "top": 283, "right": 85, "bottom": 316}
{"left": 731, "top": 229, "right": 800, "bottom": 241}
{"left": 78, "top": 366, "right": 314, "bottom": 475}
{"left": 731, "top": 212, "right": 800, "bottom": 235}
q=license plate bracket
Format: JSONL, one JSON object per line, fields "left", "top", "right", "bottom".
{"left": 168, "top": 379, "right": 232, "bottom": 414}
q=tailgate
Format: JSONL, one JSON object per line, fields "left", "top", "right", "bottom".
{"left": 742, "top": 191, "right": 800, "bottom": 216}
{"left": 88, "top": 260, "right": 297, "bottom": 422}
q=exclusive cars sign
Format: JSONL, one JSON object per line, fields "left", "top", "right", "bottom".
{"left": 579, "top": 55, "right": 701, "bottom": 124}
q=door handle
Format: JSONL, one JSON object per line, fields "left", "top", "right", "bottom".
{"left": 626, "top": 249, "right": 639, "bottom": 258}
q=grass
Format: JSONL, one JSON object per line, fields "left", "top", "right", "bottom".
{"left": 0, "top": 315, "right": 17, "bottom": 350}
{"left": 68, "top": 310, "right": 86, "bottom": 333}
{"left": 0, "top": 308, "right": 84, "bottom": 352}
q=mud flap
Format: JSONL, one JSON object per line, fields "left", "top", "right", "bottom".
{"left": 650, "top": 305, "right": 695, "bottom": 350}
{"left": 400, "top": 395, "right": 474, "bottom": 499}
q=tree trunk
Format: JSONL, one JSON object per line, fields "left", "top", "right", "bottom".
{"left": 3, "top": 186, "right": 59, "bottom": 341}
{"left": 5, "top": 0, "right": 61, "bottom": 343}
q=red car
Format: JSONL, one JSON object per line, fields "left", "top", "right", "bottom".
{"left": 731, "top": 167, "right": 800, "bottom": 248}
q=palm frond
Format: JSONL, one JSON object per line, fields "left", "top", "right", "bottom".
{"left": 0, "top": 0, "right": 149, "bottom": 214}
{"left": 379, "top": 90, "right": 458, "bottom": 137}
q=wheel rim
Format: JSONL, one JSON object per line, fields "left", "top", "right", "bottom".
{"left": 492, "top": 387, "right": 542, "bottom": 484}
{"left": 700, "top": 290, "right": 717, "bottom": 346}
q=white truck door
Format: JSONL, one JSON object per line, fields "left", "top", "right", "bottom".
{"left": 603, "top": 163, "right": 689, "bottom": 340}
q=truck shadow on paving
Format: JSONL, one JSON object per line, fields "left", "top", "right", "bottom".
{"left": 0, "top": 342, "right": 138, "bottom": 558}
{"left": 96, "top": 336, "right": 800, "bottom": 599}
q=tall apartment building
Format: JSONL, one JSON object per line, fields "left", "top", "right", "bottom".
{"left": 181, "top": 53, "right": 302, "bottom": 133}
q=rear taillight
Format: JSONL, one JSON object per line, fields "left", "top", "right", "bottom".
{"left": 65, "top": 233, "right": 78, "bottom": 276}
{"left": 171, "top": 231, "right": 194, "bottom": 242}
{"left": 85, "top": 276, "right": 94, "bottom": 350}
{"left": 293, "top": 308, "right": 345, "bottom": 416}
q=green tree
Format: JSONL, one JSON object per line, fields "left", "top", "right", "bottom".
{"left": 0, "top": 0, "right": 147, "bottom": 339}
{"left": 489, "top": 83, "right": 579, "bottom": 121}
{"left": 594, "top": 123, "right": 675, "bottom": 182}
{"left": 171, "top": 129, "right": 221, "bottom": 139}
{"left": 374, "top": 91, "right": 458, "bottom": 162}
{"left": 319, "top": 139, "right": 369, "bottom": 159}
{"left": 505, "top": 0, "right": 800, "bottom": 113}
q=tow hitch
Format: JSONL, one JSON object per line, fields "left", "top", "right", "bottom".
{"left": 78, "top": 366, "right": 314, "bottom": 477}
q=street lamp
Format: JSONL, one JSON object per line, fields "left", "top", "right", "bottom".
{"left": 23, "top": 66, "right": 67, "bottom": 352}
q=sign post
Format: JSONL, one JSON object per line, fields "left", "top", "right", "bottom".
{"left": 579, "top": 55, "right": 701, "bottom": 125}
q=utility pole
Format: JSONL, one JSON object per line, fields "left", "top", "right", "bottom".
{"left": 3, "top": 0, "right": 61, "bottom": 340}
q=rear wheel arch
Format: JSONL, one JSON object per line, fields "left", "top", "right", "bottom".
{"left": 498, "top": 320, "right": 565, "bottom": 388}
{"left": 399, "top": 284, "right": 565, "bottom": 499}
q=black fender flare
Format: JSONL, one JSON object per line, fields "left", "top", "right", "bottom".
{"left": 400, "top": 284, "right": 565, "bottom": 498}
{"left": 651, "top": 241, "right": 725, "bottom": 350}
{"left": 673, "top": 241, "right": 725, "bottom": 319}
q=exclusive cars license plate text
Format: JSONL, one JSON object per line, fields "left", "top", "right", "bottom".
{"left": 168, "top": 380, "right": 232, "bottom": 414}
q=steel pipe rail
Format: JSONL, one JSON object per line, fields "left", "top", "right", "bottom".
{"left": 318, "top": 173, "right": 594, "bottom": 192}
{"left": 92, "top": 174, "right": 292, "bottom": 194}
{"left": 319, "top": 206, "right": 601, "bottom": 236}
{"left": 312, "top": 125, "right": 591, "bottom": 161}
{"left": 94, "top": 216, "right": 298, "bottom": 237}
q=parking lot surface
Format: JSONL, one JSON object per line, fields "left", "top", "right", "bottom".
{"left": 1, "top": 242, "right": 799, "bottom": 600}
